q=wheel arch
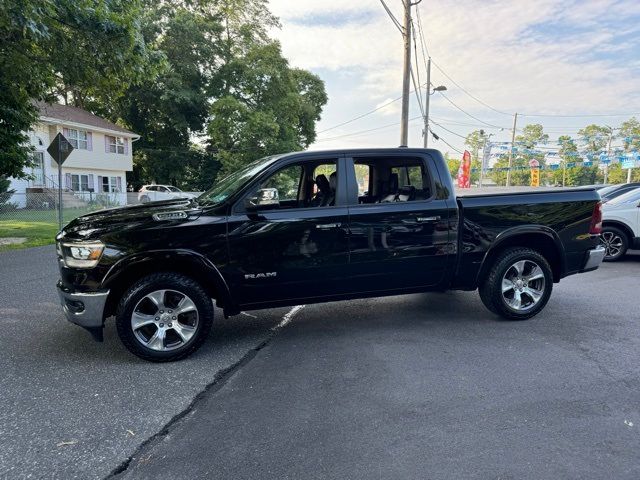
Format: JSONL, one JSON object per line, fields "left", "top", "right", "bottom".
{"left": 102, "top": 249, "right": 234, "bottom": 318}
{"left": 601, "top": 220, "right": 634, "bottom": 243}
{"left": 477, "top": 227, "right": 565, "bottom": 284}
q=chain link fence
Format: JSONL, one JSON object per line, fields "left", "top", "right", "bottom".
{"left": 0, "top": 190, "right": 201, "bottom": 249}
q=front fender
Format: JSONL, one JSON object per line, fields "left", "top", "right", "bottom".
{"left": 101, "top": 249, "right": 234, "bottom": 310}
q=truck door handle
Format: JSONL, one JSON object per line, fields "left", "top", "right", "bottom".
{"left": 316, "top": 222, "right": 342, "bottom": 230}
{"left": 416, "top": 216, "right": 441, "bottom": 223}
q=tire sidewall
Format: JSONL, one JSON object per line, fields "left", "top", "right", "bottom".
{"left": 116, "top": 273, "right": 213, "bottom": 361}
{"left": 601, "top": 227, "right": 628, "bottom": 262}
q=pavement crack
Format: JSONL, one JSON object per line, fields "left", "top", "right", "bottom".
{"left": 105, "top": 305, "right": 305, "bottom": 479}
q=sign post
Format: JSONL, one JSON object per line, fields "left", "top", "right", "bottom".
{"left": 47, "top": 133, "right": 74, "bottom": 229}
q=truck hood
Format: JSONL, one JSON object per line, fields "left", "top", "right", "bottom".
{"left": 58, "top": 198, "right": 203, "bottom": 241}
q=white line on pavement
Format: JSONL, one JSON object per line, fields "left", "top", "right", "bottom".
{"left": 274, "top": 305, "right": 305, "bottom": 330}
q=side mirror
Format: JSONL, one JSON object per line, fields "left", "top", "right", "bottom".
{"left": 245, "top": 188, "right": 280, "bottom": 212}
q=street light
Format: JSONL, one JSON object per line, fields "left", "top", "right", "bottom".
{"left": 423, "top": 58, "right": 448, "bottom": 148}
{"left": 424, "top": 86, "right": 447, "bottom": 148}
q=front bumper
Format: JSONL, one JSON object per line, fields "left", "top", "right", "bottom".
{"left": 57, "top": 281, "right": 109, "bottom": 328}
{"left": 582, "top": 245, "right": 606, "bottom": 272}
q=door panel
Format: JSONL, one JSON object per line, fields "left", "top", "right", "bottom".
{"left": 347, "top": 201, "right": 451, "bottom": 291}
{"left": 345, "top": 154, "right": 454, "bottom": 292}
{"left": 226, "top": 207, "right": 350, "bottom": 305}
{"left": 225, "top": 156, "right": 349, "bottom": 306}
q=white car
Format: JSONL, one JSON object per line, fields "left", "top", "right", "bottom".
{"left": 138, "top": 185, "right": 197, "bottom": 203}
{"left": 601, "top": 186, "right": 640, "bottom": 261}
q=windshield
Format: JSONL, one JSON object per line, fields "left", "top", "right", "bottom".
{"left": 607, "top": 187, "right": 640, "bottom": 205}
{"left": 198, "top": 155, "right": 284, "bottom": 205}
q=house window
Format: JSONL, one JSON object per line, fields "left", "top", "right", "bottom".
{"left": 102, "top": 176, "right": 120, "bottom": 193}
{"left": 67, "top": 129, "right": 88, "bottom": 150}
{"left": 107, "top": 136, "right": 125, "bottom": 154}
{"left": 71, "top": 174, "right": 90, "bottom": 191}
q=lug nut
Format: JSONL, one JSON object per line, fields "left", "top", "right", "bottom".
{"left": 155, "top": 317, "right": 160, "bottom": 320}
{"left": 159, "top": 323, "right": 164, "bottom": 327}
{"left": 168, "top": 323, "right": 173, "bottom": 327}
{"left": 160, "top": 310, "right": 164, "bottom": 313}
{"left": 172, "top": 316, "right": 176, "bottom": 320}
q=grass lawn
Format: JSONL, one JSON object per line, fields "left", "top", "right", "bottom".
{"left": 0, "top": 208, "right": 97, "bottom": 252}
{"left": 0, "top": 220, "right": 59, "bottom": 251}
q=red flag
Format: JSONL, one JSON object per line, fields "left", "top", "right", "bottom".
{"left": 457, "top": 150, "right": 471, "bottom": 188}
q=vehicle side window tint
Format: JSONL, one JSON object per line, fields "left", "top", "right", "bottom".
{"left": 262, "top": 165, "right": 303, "bottom": 204}
{"left": 353, "top": 156, "right": 431, "bottom": 204}
{"left": 388, "top": 163, "right": 431, "bottom": 202}
{"left": 354, "top": 164, "right": 370, "bottom": 196}
{"left": 310, "top": 162, "right": 338, "bottom": 207}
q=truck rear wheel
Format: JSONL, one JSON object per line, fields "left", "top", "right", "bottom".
{"left": 479, "top": 247, "right": 553, "bottom": 320}
{"left": 115, "top": 273, "right": 213, "bottom": 362}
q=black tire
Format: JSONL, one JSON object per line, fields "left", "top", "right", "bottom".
{"left": 116, "top": 273, "right": 213, "bottom": 362}
{"left": 600, "top": 226, "right": 628, "bottom": 262}
{"left": 478, "top": 247, "right": 553, "bottom": 320}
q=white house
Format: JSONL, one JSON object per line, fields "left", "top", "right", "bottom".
{"left": 9, "top": 102, "right": 139, "bottom": 207}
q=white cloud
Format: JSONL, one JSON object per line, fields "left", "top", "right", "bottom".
{"left": 268, "top": 0, "right": 640, "bottom": 153}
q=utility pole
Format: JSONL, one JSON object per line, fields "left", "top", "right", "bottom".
{"left": 399, "top": 0, "right": 413, "bottom": 147}
{"left": 423, "top": 58, "right": 431, "bottom": 148}
{"left": 605, "top": 127, "right": 613, "bottom": 184}
{"left": 506, "top": 112, "right": 518, "bottom": 187}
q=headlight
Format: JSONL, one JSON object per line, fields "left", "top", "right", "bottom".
{"left": 61, "top": 241, "right": 105, "bottom": 268}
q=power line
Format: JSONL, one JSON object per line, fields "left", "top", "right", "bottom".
{"left": 431, "top": 60, "right": 512, "bottom": 116}
{"left": 316, "top": 115, "right": 423, "bottom": 142}
{"left": 410, "top": 21, "right": 424, "bottom": 116}
{"left": 379, "top": 0, "right": 403, "bottom": 34}
{"left": 430, "top": 128, "right": 463, "bottom": 154}
{"left": 414, "top": 3, "right": 430, "bottom": 60}
{"left": 317, "top": 96, "right": 403, "bottom": 134}
{"left": 437, "top": 91, "right": 510, "bottom": 129}
{"left": 519, "top": 111, "right": 640, "bottom": 118}
{"left": 410, "top": 67, "right": 425, "bottom": 117}
{"left": 429, "top": 119, "right": 468, "bottom": 139}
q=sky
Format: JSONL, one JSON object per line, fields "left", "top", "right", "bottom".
{"left": 267, "top": 0, "right": 640, "bottom": 157}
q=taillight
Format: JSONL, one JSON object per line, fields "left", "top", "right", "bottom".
{"left": 589, "top": 201, "right": 602, "bottom": 234}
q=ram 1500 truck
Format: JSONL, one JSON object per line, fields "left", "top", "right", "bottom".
{"left": 56, "top": 148, "right": 606, "bottom": 361}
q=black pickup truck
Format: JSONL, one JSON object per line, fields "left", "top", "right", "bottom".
{"left": 56, "top": 148, "right": 605, "bottom": 361}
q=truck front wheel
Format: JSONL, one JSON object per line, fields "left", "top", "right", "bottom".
{"left": 479, "top": 247, "right": 553, "bottom": 320}
{"left": 115, "top": 273, "right": 213, "bottom": 362}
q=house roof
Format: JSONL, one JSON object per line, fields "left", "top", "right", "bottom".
{"left": 34, "top": 101, "right": 138, "bottom": 136}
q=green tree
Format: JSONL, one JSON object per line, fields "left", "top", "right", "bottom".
{"left": 0, "top": 0, "right": 155, "bottom": 179}
{"left": 490, "top": 124, "right": 547, "bottom": 186}
{"left": 578, "top": 124, "right": 611, "bottom": 154}
{"left": 208, "top": 41, "right": 327, "bottom": 177}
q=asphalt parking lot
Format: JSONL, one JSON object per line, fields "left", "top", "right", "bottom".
{"left": 1, "top": 247, "right": 639, "bottom": 479}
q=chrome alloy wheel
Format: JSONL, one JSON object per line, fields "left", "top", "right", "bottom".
{"left": 131, "top": 289, "right": 199, "bottom": 351}
{"left": 501, "top": 260, "right": 546, "bottom": 312}
{"left": 600, "top": 231, "right": 624, "bottom": 259}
